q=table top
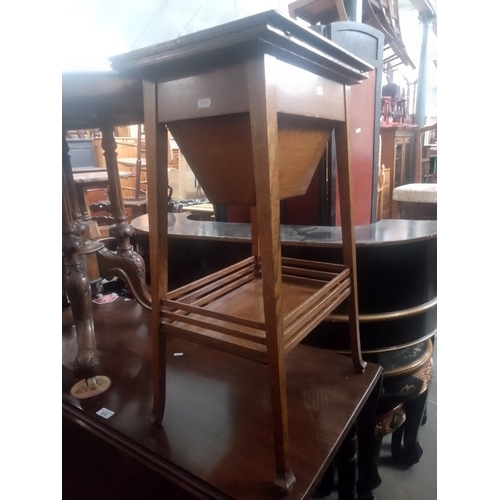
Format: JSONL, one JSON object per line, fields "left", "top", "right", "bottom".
{"left": 62, "top": 71, "right": 143, "bottom": 130}
{"left": 63, "top": 296, "right": 382, "bottom": 500}
{"left": 110, "top": 9, "right": 373, "bottom": 85}
{"left": 73, "top": 170, "right": 134, "bottom": 184}
{"left": 131, "top": 212, "right": 437, "bottom": 248}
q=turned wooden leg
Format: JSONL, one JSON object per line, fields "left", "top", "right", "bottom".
{"left": 97, "top": 122, "right": 152, "bottom": 309}
{"left": 313, "top": 461, "right": 335, "bottom": 498}
{"left": 63, "top": 172, "right": 100, "bottom": 380}
{"left": 355, "top": 375, "right": 383, "bottom": 499}
{"left": 337, "top": 423, "right": 358, "bottom": 500}
{"left": 63, "top": 135, "right": 105, "bottom": 379}
{"left": 356, "top": 432, "right": 382, "bottom": 500}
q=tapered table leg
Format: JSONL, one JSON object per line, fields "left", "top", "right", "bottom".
{"left": 249, "top": 56, "right": 295, "bottom": 493}
{"left": 334, "top": 93, "right": 366, "bottom": 374}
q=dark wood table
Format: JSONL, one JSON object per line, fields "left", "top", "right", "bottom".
{"left": 62, "top": 71, "right": 151, "bottom": 382}
{"left": 63, "top": 296, "right": 382, "bottom": 500}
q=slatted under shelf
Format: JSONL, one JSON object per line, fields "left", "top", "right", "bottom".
{"left": 160, "top": 256, "right": 352, "bottom": 363}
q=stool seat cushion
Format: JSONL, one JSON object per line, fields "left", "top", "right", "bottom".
{"left": 393, "top": 183, "right": 437, "bottom": 204}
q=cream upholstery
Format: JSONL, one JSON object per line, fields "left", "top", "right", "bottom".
{"left": 393, "top": 183, "right": 437, "bottom": 204}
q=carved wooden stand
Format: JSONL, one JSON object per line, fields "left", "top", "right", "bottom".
{"left": 62, "top": 72, "right": 151, "bottom": 382}
{"left": 96, "top": 122, "right": 151, "bottom": 309}
{"left": 62, "top": 135, "right": 103, "bottom": 380}
{"left": 111, "top": 10, "right": 372, "bottom": 492}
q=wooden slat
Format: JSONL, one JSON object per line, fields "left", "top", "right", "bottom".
{"left": 282, "top": 274, "right": 336, "bottom": 288}
{"left": 161, "top": 321, "right": 268, "bottom": 363}
{"left": 161, "top": 310, "right": 266, "bottom": 345}
{"left": 284, "top": 287, "right": 352, "bottom": 353}
{"left": 284, "top": 269, "right": 350, "bottom": 326}
{"left": 166, "top": 257, "right": 255, "bottom": 300}
{"left": 163, "top": 299, "right": 266, "bottom": 332}
{"left": 167, "top": 265, "right": 254, "bottom": 305}
{"left": 281, "top": 265, "right": 335, "bottom": 281}
{"left": 281, "top": 256, "right": 345, "bottom": 272}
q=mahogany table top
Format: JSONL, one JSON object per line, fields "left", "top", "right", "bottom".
{"left": 62, "top": 297, "right": 382, "bottom": 500}
{"left": 62, "top": 71, "right": 143, "bottom": 131}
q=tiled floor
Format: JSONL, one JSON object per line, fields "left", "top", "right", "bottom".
{"left": 327, "top": 343, "right": 437, "bottom": 500}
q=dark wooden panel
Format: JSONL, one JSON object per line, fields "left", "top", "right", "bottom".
{"left": 62, "top": 297, "right": 382, "bottom": 500}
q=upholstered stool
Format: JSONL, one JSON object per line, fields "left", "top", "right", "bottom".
{"left": 392, "top": 183, "right": 437, "bottom": 220}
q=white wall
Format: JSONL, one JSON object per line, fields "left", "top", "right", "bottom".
{"left": 61, "top": 0, "right": 290, "bottom": 72}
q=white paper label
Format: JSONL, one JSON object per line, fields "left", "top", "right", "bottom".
{"left": 355, "top": 128, "right": 362, "bottom": 134}
{"left": 96, "top": 408, "right": 115, "bottom": 419}
{"left": 197, "top": 98, "right": 211, "bottom": 108}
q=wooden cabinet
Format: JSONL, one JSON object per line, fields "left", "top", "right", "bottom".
{"left": 67, "top": 138, "right": 105, "bottom": 168}
{"left": 379, "top": 125, "right": 416, "bottom": 218}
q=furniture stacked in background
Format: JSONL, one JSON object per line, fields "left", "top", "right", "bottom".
{"left": 110, "top": 8, "right": 376, "bottom": 493}
{"left": 392, "top": 122, "right": 437, "bottom": 220}
{"left": 379, "top": 124, "right": 416, "bottom": 218}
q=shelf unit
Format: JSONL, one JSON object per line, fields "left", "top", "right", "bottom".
{"left": 111, "top": 9, "right": 371, "bottom": 493}
{"left": 161, "top": 256, "right": 352, "bottom": 362}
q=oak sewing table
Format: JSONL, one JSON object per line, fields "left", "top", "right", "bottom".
{"left": 111, "top": 8, "right": 374, "bottom": 491}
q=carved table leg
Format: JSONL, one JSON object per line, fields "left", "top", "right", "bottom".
{"left": 337, "top": 422, "right": 358, "bottom": 500}
{"left": 357, "top": 431, "right": 382, "bottom": 500}
{"left": 96, "top": 122, "right": 151, "bottom": 309}
{"left": 63, "top": 136, "right": 105, "bottom": 380}
{"left": 356, "top": 376, "right": 383, "bottom": 500}
{"left": 62, "top": 171, "right": 100, "bottom": 380}
{"left": 391, "top": 355, "right": 433, "bottom": 466}
{"left": 62, "top": 135, "right": 104, "bottom": 297}
{"left": 313, "top": 461, "right": 335, "bottom": 498}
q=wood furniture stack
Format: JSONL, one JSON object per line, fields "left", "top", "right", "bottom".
{"left": 111, "top": 9, "right": 372, "bottom": 492}
{"left": 379, "top": 124, "right": 416, "bottom": 218}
